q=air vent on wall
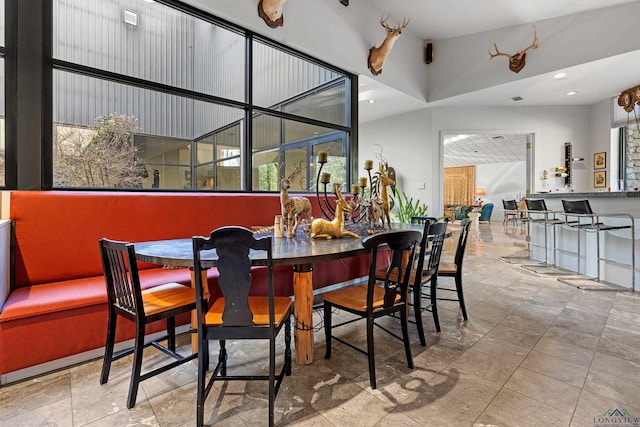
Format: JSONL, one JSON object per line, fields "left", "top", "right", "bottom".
{"left": 124, "top": 9, "right": 138, "bottom": 26}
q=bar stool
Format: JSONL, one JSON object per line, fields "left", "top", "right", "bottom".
{"left": 520, "top": 198, "right": 570, "bottom": 275}
{"left": 557, "top": 199, "right": 635, "bottom": 290}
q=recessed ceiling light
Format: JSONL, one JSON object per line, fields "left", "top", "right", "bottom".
{"left": 566, "top": 91, "right": 578, "bottom": 96}
{"left": 368, "top": 99, "right": 375, "bottom": 104}
{"left": 554, "top": 72, "right": 567, "bottom": 80}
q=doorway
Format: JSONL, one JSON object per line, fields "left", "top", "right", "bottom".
{"left": 441, "top": 131, "right": 533, "bottom": 222}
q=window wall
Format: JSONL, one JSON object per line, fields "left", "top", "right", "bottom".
{"left": 47, "top": 0, "right": 353, "bottom": 191}
{"left": 0, "top": 0, "right": 5, "bottom": 187}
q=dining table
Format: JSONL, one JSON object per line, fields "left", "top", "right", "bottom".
{"left": 133, "top": 222, "right": 437, "bottom": 365}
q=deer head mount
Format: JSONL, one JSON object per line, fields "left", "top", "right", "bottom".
{"left": 488, "top": 26, "right": 539, "bottom": 73}
{"left": 368, "top": 15, "right": 410, "bottom": 76}
{"left": 258, "top": 0, "right": 287, "bottom": 28}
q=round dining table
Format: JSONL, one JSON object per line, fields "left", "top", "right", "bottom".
{"left": 134, "top": 223, "right": 429, "bottom": 365}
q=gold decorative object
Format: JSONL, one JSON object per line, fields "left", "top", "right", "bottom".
{"left": 279, "top": 163, "right": 313, "bottom": 238}
{"left": 310, "top": 185, "right": 359, "bottom": 239}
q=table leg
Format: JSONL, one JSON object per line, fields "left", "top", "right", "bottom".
{"left": 293, "top": 264, "right": 314, "bottom": 365}
{"left": 189, "top": 269, "right": 209, "bottom": 353}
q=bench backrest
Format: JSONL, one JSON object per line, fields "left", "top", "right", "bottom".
{"left": 9, "top": 191, "right": 322, "bottom": 289}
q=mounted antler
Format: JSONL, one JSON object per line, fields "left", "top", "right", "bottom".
{"left": 368, "top": 15, "right": 410, "bottom": 75}
{"left": 258, "top": 0, "right": 287, "bottom": 28}
{"left": 488, "top": 26, "right": 538, "bottom": 73}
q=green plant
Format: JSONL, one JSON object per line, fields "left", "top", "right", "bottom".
{"left": 393, "top": 187, "right": 428, "bottom": 223}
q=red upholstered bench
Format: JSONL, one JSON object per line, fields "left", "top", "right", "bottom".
{"left": 0, "top": 191, "right": 368, "bottom": 382}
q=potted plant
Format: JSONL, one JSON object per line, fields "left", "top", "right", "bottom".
{"left": 393, "top": 187, "right": 428, "bottom": 223}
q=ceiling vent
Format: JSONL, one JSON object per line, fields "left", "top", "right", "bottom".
{"left": 511, "top": 96, "right": 523, "bottom": 102}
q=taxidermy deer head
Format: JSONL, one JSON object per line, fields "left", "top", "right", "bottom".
{"left": 258, "top": 0, "right": 287, "bottom": 28}
{"left": 368, "top": 15, "right": 410, "bottom": 76}
{"left": 488, "top": 26, "right": 538, "bottom": 73}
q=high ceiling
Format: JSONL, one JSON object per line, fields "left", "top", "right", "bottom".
{"left": 358, "top": 0, "right": 640, "bottom": 123}
{"left": 443, "top": 134, "right": 528, "bottom": 167}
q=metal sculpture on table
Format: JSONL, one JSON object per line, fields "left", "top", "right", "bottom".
{"left": 312, "top": 150, "right": 396, "bottom": 237}
{"left": 374, "top": 163, "right": 395, "bottom": 229}
{"left": 310, "top": 185, "right": 359, "bottom": 239}
{"left": 280, "top": 163, "right": 313, "bottom": 238}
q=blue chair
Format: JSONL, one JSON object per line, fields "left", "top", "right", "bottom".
{"left": 454, "top": 205, "right": 471, "bottom": 221}
{"left": 479, "top": 203, "right": 494, "bottom": 222}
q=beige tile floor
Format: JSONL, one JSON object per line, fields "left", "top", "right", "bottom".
{"left": 2, "top": 222, "right": 640, "bottom": 426}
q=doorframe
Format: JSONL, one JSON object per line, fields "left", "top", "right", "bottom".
{"left": 438, "top": 129, "right": 535, "bottom": 217}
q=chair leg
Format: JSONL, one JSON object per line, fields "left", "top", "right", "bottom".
{"left": 430, "top": 278, "right": 441, "bottom": 332}
{"left": 400, "top": 308, "right": 414, "bottom": 369}
{"left": 100, "top": 307, "right": 117, "bottom": 384}
{"left": 167, "top": 316, "right": 176, "bottom": 352}
{"left": 412, "top": 284, "right": 427, "bottom": 346}
{"left": 455, "top": 273, "right": 468, "bottom": 321}
{"left": 269, "top": 335, "right": 276, "bottom": 427}
{"left": 218, "top": 340, "right": 227, "bottom": 376}
{"left": 127, "top": 322, "right": 146, "bottom": 409}
{"left": 285, "top": 316, "right": 292, "bottom": 376}
{"left": 366, "top": 316, "right": 376, "bottom": 389}
{"left": 324, "top": 303, "right": 332, "bottom": 359}
{"left": 196, "top": 338, "right": 208, "bottom": 427}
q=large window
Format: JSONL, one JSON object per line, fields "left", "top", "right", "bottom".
{"left": 0, "top": 0, "right": 5, "bottom": 187}
{"left": 50, "top": 0, "right": 352, "bottom": 191}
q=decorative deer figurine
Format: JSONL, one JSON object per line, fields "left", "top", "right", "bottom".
{"left": 310, "top": 185, "right": 360, "bottom": 239}
{"left": 368, "top": 15, "right": 410, "bottom": 75}
{"left": 364, "top": 197, "right": 385, "bottom": 225}
{"left": 488, "top": 26, "right": 539, "bottom": 73}
{"left": 280, "top": 163, "right": 313, "bottom": 238}
{"left": 258, "top": 0, "right": 287, "bottom": 28}
{"left": 377, "top": 163, "right": 395, "bottom": 229}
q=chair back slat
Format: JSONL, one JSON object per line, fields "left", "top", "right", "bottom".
{"left": 363, "top": 230, "right": 420, "bottom": 310}
{"left": 454, "top": 218, "right": 472, "bottom": 267}
{"left": 423, "top": 222, "right": 448, "bottom": 276}
{"left": 100, "top": 239, "right": 143, "bottom": 317}
{"left": 193, "top": 226, "right": 273, "bottom": 327}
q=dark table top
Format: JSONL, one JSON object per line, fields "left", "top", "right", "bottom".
{"left": 134, "top": 223, "right": 428, "bottom": 269}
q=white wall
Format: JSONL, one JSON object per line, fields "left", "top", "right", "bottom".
{"left": 476, "top": 161, "right": 526, "bottom": 222}
{"left": 359, "top": 108, "right": 436, "bottom": 216}
{"left": 360, "top": 104, "right": 598, "bottom": 216}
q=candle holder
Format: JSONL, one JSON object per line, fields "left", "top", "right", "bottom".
{"left": 315, "top": 153, "right": 334, "bottom": 219}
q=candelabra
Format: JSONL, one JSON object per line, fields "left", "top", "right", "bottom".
{"left": 314, "top": 153, "right": 375, "bottom": 223}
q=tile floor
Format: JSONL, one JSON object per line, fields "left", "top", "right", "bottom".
{"left": 1, "top": 222, "right": 640, "bottom": 426}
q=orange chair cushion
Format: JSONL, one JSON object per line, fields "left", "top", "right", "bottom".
{"left": 322, "top": 283, "right": 400, "bottom": 312}
{"left": 205, "top": 296, "right": 292, "bottom": 326}
{"left": 141, "top": 283, "right": 196, "bottom": 317}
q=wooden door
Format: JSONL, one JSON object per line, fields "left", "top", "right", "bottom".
{"left": 444, "top": 166, "right": 475, "bottom": 208}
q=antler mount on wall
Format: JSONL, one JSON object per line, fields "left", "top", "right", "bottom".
{"left": 488, "top": 26, "right": 539, "bottom": 73}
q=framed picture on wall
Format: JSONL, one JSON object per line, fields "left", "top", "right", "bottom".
{"left": 594, "top": 171, "right": 606, "bottom": 188}
{"left": 594, "top": 152, "right": 606, "bottom": 170}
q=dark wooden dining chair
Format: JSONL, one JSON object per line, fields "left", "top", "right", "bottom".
{"left": 436, "top": 218, "right": 472, "bottom": 321}
{"left": 192, "top": 226, "right": 292, "bottom": 427}
{"left": 99, "top": 238, "right": 197, "bottom": 409}
{"left": 374, "top": 221, "right": 448, "bottom": 345}
{"left": 322, "top": 229, "right": 421, "bottom": 389}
